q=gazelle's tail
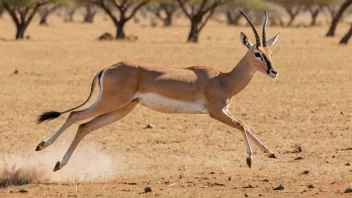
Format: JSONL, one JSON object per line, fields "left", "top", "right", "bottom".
{"left": 37, "top": 70, "right": 104, "bottom": 124}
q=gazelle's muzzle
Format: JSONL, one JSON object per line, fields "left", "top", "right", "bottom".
{"left": 267, "top": 68, "right": 278, "bottom": 78}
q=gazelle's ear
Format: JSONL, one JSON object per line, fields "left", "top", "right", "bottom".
{"left": 267, "top": 33, "right": 280, "bottom": 47}
{"left": 240, "top": 32, "right": 253, "bottom": 49}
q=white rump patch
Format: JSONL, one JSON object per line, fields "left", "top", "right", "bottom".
{"left": 134, "top": 92, "right": 208, "bottom": 114}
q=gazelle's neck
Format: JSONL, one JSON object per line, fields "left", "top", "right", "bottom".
{"left": 224, "top": 53, "right": 256, "bottom": 97}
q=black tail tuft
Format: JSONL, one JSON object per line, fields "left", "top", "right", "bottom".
{"left": 37, "top": 111, "right": 62, "bottom": 124}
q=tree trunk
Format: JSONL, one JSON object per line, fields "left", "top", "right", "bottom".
{"left": 310, "top": 9, "right": 320, "bottom": 26}
{"left": 64, "top": 8, "right": 76, "bottom": 23}
{"left": 326, "top": 0, "right": 352, "bottom": 37}
{"left": 163, "top": 12, "right": 172, "bottom": 26}
{"left": 226, "top": 10, "right": 241, "bottom": 25}
{"left": 83, "top": 12, "right": 95, "bottom": 23}
{"left": 83, "top": 4, "right": 96, "bottom": 23}
{"left": 16, "top": 24, "right": 27, "bottom": 39}
{"left": 187, "top": 21, "right": 198, "bottom": 43}
{"left": 339, "top": 23, "right": 352, "bottom": 44}
{"left": 270, "top": 17, "right": 278, "bottom": 26}
{"left": 287, "top": 12, "right": 297, "bottom": 26}
{"left": 39, "top": 14, "right": 48, "bottom": 25}
{"left": 0, "top": 9, "right": 4, "bottom": 18}
{"left": 285, "top": 6, "right": 302, "bottom": 27}
{"left": 116, "top": 22, "right": 126, "bottom": 39}
{"left": 307, "top": 6, "right": 320, "bottom": 26}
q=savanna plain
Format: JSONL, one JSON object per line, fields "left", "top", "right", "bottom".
{"left": 0, "top": 13, "right": 351, "bottom": 198}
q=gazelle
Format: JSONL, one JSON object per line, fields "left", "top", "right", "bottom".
{"left": 37, "top": 11, "right": 280, "bottom": 172}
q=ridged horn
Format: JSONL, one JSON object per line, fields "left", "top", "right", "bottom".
{"left": 263, "top": 11, "right": 268, "bottom": 47}
{"left": 239, "top": 10, "right": 261, "bottom": 48}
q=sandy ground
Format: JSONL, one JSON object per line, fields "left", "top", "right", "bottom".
{"left": 0, "top": 12, "right": 351, "bottom": 198}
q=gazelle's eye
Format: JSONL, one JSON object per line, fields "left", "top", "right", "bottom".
{"left": 254, "top": 52, "right": 261, "bottom": 58}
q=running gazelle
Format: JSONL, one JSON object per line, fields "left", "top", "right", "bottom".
{"left": 37, "top": 11, "right": 280, "bottom": 172}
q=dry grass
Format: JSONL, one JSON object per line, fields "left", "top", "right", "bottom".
{"left": 0, "top": 13, "right": 351, "bottom": 198}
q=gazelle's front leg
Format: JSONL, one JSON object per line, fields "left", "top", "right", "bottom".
{"left": 208, "top": 106, "right": 253, "bottom": 168}
{"left": 224, "top": 110, "right": 277, "bottom": 158}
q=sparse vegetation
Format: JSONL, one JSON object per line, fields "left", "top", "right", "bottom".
{"left": 176, "top": 0, "right": 229, "bottom": 42}
{"left": 146, "top": 0, "right": 178, "bottom": 27}
{"left": 1, "top": 0, "right": 55, "bottom": 39}
{"left": 38, "top": 3, "right": 59, "bottom": 26}
{"left": 91, "top": 0, "right": 150, "bottom": 39}
{"left": 0, "top": 0, "right": 351, "bottom": 197}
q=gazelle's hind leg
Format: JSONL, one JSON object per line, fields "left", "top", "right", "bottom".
{"left": 36, "top": 108, "right": 103, "bottom": 151}
{"left": 36, "top": 68, "right": 137, "bottom": 151}
{"left": 53, "top": 99, "right": 139, "bottom": 171}
{"left": 36, "top": 89, "right": 134, "bottom": 151}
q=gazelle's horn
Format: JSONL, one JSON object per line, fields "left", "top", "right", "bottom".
{"left": 239, "top": 10, "right": 261, "bottom": 48}
{"left": 263, "top": 11, "right": 268, "bottom": 47}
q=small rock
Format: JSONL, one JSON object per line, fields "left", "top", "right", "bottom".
{"left": 259, "top": 194, "right": 262, "bottom": 197}
{"left": 213, "top": 182, "right": 225, "bottom": 186}
{"left": 98, "top": 32, "right": 113, "bottom": 41}
{"left": 344, "top": 187, "right": 352, "bottom": 193}
{"left": 126, "top": 35, "right": 138, "bottom": 41}
{"left": 144, "top": 186, "right": 152, "bottom": 193}
{"left": 302, "top": 170, "right": 310, "bottom": 174}
{"left": 345, "top": 162, "right": 350, "bottom": 166}
{"left": 209, "top": 171, "right": 215, "bottom": 174}
{"left": 262, "top": 179, "right": 269, "bottom": 182}
{"left": 19, "top": 189, "right": 28, "bottom": 193}
{"left": 9, "top": 191, "right": 13, "bottom": 193}
{"left": 228, "top": 176, "right": 231, "bottom": 181}
{"left": 295, "top": 144, "right": 302, "bottom": 152}
{"left": 295, "top": 156, "right": 303, "bottom": 160}
{"left": 245, "top": 193, "right": 249, "bottom": 197}
{"left": 13, "top": 70, "right": 19, "bottom": 74}
{"left": 244, "top": 184, "right": 254, "bottom": 188}
{"left": 144, "top": 124, "right": 154, "bottom": 129}
{"left": 308, "top": 184, "right": 315, "bottom": 188}
{"left": 273, "top": 184, "right": 284, "bottom": 190}
{"left": 179, "top": 175, "right": 182, "bottom": 179}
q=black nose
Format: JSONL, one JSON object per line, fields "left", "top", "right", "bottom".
{"left": 271, "top": 70, "right": 277, "bottom": 75}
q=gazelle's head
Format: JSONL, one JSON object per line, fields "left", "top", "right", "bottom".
{"left": 239, "top": 11, "right": 280, "bottom": 79}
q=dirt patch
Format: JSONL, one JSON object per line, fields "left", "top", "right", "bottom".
{"left": 0, "top": 143, "right": 115, "bottom": 186}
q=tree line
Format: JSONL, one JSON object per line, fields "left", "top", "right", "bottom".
{"left": 0, "top": 0, "right": 351, "bottom": 44}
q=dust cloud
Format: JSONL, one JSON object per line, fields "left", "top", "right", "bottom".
{"left": 0, "top": 143, "right": 116, "bottom": 187}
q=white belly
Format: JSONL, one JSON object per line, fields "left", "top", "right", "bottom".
{"left": 134, "top": 92, "right": 208, "bottom": 114}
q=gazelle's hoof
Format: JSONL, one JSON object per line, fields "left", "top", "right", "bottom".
{"left": 35, "top": 141, "right": 45, "bottom": 151}
{"left": 246, "top": 157, "right": 252, "bottom": 168}
{"left": 53, "top": 161, "right": 61, "bottom": 172}
{"left": 268, "top": 153, "right": 277, "bottom": 158}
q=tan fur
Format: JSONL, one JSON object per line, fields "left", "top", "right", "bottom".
{"left": 37, "top": 26, "right": 280, "bottom": 172}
